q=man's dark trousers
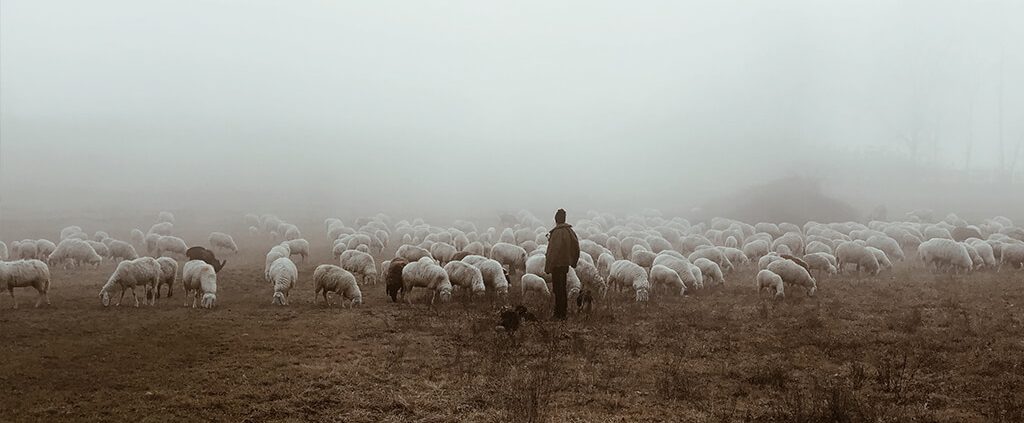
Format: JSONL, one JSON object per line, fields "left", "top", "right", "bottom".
{"left": 552, "top": 266, "right": 569, "bottom": 319}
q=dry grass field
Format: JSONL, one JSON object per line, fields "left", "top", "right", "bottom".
{"left": 1, "top": 220, "right": 1023, "bottom": 422}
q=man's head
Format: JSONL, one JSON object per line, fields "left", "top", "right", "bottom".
{"left": 555, "top": 208, "right": 566, "bottom": 224}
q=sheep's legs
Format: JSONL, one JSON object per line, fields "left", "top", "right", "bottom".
{"left": 130, "top": 287, "right": 140, "bottom": 307}
{"left": 117, "top": 287, "right": 126, "bottom": 306}
{"left": 34, "top": 288, "right": 48, "bottom": 308}
{"left": 9, "top": 288, "right": 17, "bottom": 309}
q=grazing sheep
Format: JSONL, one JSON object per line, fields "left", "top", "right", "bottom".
{"left": 652, "top": 254, "right": 701, "bottom": 289}
{"left": 755, "top": 269, "right": 785, "bottom": 299}
{"left": 156, "top": 257, "right": 178, "bottom": 299}
{"left": 866, "top": 236, "right": 905, "bottom": 261}
{"left": 86, "top": 240, "right": 110, "bottom": 259}
{"left": 0, "top": 242, "right": 7, "bottom": 261}
{"left": 283, "top": 225, "right": 302, "bottom": 241}
{"left": 918, "top": 238, "right": 973, "bottom": 273}
{"left": 340, "top": 250, "right": 378, "bottom": 285}
{"left": 866, "top": 247, "right": 893, "bottom": 271}
{"left": 630, "top": 249, "right": 657, "bottom": 270}
{"left": 489, "top": 242, "right": 528, "bottom": 275}
{"left": 742, "top": 239, "right": 771, "bottom": 259}
{"left": 767, "top": 259, "right": 816, "bottom": 297}
{"left": 772, "top": 232, "right": 805, "bottom": 255}
{"left": 34, "top": 239, "right": 56, "bottom": 262}
{"left": 693, "top": 258, "right": 725, "bottom": 286}
{"left": 99, "top": 257, "right": 160, "bottom": 307}
{"left": 385, "top": 258, "right": 410, "bottom": 302}
{"left": 144, "top": 232, "right": 161, "bottom": 256}
{"left": 967, "top": 240, "right": 998, "bottom": 268}
{"left": 608, "top": 260, "right": 650, "bottom": 302}
{"left": 520, "top": 273, "right": 551, "bottom": 298}
{"left": 396, "top": 244, "right": 432, "bottom": 263}
{"left": 17, "top": 241, "right": 38, "bottom": 261}
{"left": 312, "top": 265, "right": 361, "bottom": 307}
{"left": 130, "top": 229, "right": 146, "bottom": 248}
{"left": 804, "top": 240, "right": 833, "bottom": 256}
{"left": 649, "top": 264, "right": 686, "bottom": 296}
{"left": 573, "top": 259, "right": 607, "bottom": 298}
{"left": 401, "top": 257, "right": 453, "bottom": 304}
{"left": 444, "top": 261, "right": 486, "bottom": 297}
{"left": 430, "top": 242, "right": 458, "bottom": 264}
{"left": 107, "top": 240, "right": 140, "bottom": 262}
{"left": 93, "top": 231, "right": 110, "bottom": 242}
{"left": 998, "top": 243, "right": 1024, "bottom": 270}
{"left": 149, "top": 222, "right": 174, "bottom": 236}
{"left": 688, "top": 247, "right": 733, "bottom": 272}
{"left": 185, "top": 247, "right": 227, "bottom": 273}
{"left": 60, "top": 226, "right": 84, "bottom": 240}
{"left": 461, "top": 255, "right": 511, "bottom": 297}
{"left": 48, "top": 239, "right": 103, "bottom": 269}
{"left": 803, "top": 252, "right": 838, "bottom": 277}
{"left": 597, "top": 252, "right": 615, "bottom": 278}
{"left": 268, "top": 257, "right": 298, "bottom": 305}
{"left": 182, "top": 260, "right": 218, "bottom": 308}
{"left": 835, "top": 241, "right": 880, "bottom": 276}
{"left": 157, "top": 236, "right": 188, "bottom": 259}
{"left": 265, "top": 245, "right": 290, "bottom": 282}
{"left": 0, "top": 260, "right": 51, "bottom": 308}
{"left": 208, "top": 232, "right": 239, "bottom": 254}
{"left": 284, "top": 239, "right": 310, "bottom": 262}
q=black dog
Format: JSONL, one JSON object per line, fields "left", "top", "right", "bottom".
{"left": 576, "top": 289, "right": 594, "bottom": 315}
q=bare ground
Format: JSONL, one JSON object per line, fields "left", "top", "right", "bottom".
{"left": 2, "top": 248, "right": 1023, "bottom": 422}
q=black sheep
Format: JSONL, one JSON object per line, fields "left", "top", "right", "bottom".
{"left": 185, "top": 246, "right": 226, "bottom": 273}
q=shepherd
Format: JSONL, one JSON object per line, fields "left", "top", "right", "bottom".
{"left": 544, "top": 208, "right": 580, "bottom": 321}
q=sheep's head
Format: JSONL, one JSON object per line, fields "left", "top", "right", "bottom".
{"left": 214, "top": 260, "right": 226, "bottom": 273}
{"left": 635, "top": 288, "right": 649, "bottom": 302}
{"left": 100, "top": 291, "right": 111, "bottom": 307}
{"left": 438, "top": 287, "right": 453, "bottom": 303}
{"left": 202, "top": 293, "right": 216, "bottom": 308}
{"left": 272, "top": 292, "right": 286, "bottom": 305}
{"left": 774, "top": 290, "right": 786, "bottom": 300}
{"left": 350, "top": 295, "right": 363, "bottom": 307}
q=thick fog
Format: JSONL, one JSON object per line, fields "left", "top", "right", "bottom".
{"left": 2, "top": 1, "right": 1023, "bottom": 222}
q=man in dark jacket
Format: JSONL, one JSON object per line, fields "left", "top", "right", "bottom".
{"left": 545, "top": 208, "right": 580, "bottom": 320}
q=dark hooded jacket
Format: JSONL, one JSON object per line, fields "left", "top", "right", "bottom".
{"left": 544, "top": 223, "right": 580, "bottom": 274}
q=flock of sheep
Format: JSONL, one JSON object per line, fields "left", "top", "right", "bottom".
{"left": 1, "top": 208, "right": 1023, "bottom": 310}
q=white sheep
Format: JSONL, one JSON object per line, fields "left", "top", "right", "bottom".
{"left": 649, "top": 264, "right": 686, "bottom": 296}
{"left": 86, "top": 240, "right": 110, "bottom": 259}
{"left": 0, "top": 260, "right": 51, "bottom": 308}
{"left": 130, "top": 229, "right": 146, "bottom": 248}
{"left": 866, "top": 246, "right": 893, "bottom": 271}
{"left": 144, "top": 232, "right": 161, "bottom": 256}
{"left": 802, "top": 252, "right": 838, "bottom": 277}
{"left": 766, "top": 259, "right": 816, "bottom": 297}
{"left": 156, "top": 257, "right": 178, "bottom": 299}
{"left": 158, "top": 211, "right": 176, "bottom": 224}
{"left": 918, "top": 238, "right": 973, "bottom": 273}
{"left": 265, "top": 244, "right": 290, "bottom": 282}
{"left": 0, "top": 241, "right": 7, "bottom": 260}
{"left": 93, "top": 231, "right": 110, "bottom": 242}
{"left": 866, "top": 235, "right": 905, "bottom": 261}
{"left": 967, "top": 240, "right": 998, "bottom": 268}
{"left": 1000, "top": 243, "right": 1024, "bottom": 270}
{"left": 755, "top": 269, "right": 785, "bottom": 299}
{"left": 652, "top": 254, "right": 701, "bottom": 289}
{"left": 608, "top": 260, "right": 650, "bottom": 302}
{"left": 157, "top": 236, "right": 188, "bottom": 259}
{"left": 804, "top": 240, "right": 833, "bottom": 256}
{"left": 34, "top": 239, "right": 56, "bottom": 262}
{"left": 396, "top": 244, "right": 432, "bottom": 262}
{"left": 688, "top": 247, "right": 733, "bottom": 272}
{"left": 401, "top": 257, "right": 453, "bottom": 304}
{"left": 269, "top": 257, "right": 298, "bottom": 305}
{"left": 284, "top": 238, "right": 310, "bottom": 262}
{"left": 59, "top": 226, "right": 83, "bottom": 240}
{"left": 742, "top": 239, "right": 771, "bottom": 259}
{"left": 182, "top": 260, "right": 218, "bottom": 308}
{"left": 444, "top": 261, "right": 486, "bottom": 297}
{"left": 489, "top": 242, "right": 528, "bottom": 274}
{"left": 430, "top": 242, "right": 458, "bottom": 264}
{"left": 693, "top": 258, "right": 724, "bottom": 286}
{"left": 100, "top": 257, "right": 160, "bottom": 307}
{"left": 461, "top": 255, "right": 511, "bottom": 297}
{"left": 772, "top": 232, "right": 805, "bottom": 255}
{"left": 520, "top": 273, "right": 551, "bottom": 298}
{"left": 48, "top": 238, "right": 102, "bottom": 269}
{"left": 107, "top": 240, "right": 139, "bottom": 262}
{"left": 835, "top": 241, "right": 880, "bottom": 276}
{"left": 149, "top": 222, "right": 174, "bottom": 236}
{"left": 573, "top": 259, "right": 608, "bottom": 297}
{"left": 208, "top": 232, "right": 239, "bottom": 254}
{"left": 312, "top": 264, "right": 362, "bottom": 307}
{"left": 340, "top": 250, "right": 378, "bottom": 285}
{"left": 17, "top": 240, "right": 38, "bottom": 260}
